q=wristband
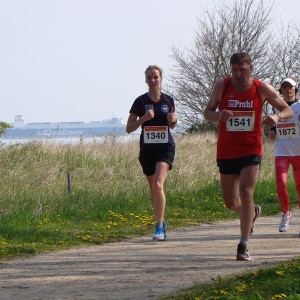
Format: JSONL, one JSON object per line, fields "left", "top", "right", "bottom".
{"left": 277, "top": 113, "right": 282, "bottom": 121}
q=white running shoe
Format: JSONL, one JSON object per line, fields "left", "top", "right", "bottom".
{"left": 236, "top": 242, "right": 251, "bottom": 261}
{"left": 279, "top": 212, "right": 293, "bottom": 232}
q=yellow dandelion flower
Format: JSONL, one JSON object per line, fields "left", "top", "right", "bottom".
{"left": 276, "top": 271, "right": 284, "bottom": 276}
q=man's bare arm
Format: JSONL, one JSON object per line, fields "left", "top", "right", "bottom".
{"left": 204, "top": 79, "right": 233, "bottom": 122}
{"left": 261, "top": 82, "right": 293, "bottom": 126}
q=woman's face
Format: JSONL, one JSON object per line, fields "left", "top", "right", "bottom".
{"left": 145, "top": 69, "right": 162, "bottom": 90}
{"left": 281, "top": 83, "right": 296, "bottom": 99}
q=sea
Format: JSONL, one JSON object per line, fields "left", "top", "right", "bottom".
{"left": 0, "top": 134, "right": 140, "bottom": 146}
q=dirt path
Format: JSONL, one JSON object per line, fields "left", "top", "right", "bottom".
{"left": 0, "top": 209, "right": 300, "bottom": 300}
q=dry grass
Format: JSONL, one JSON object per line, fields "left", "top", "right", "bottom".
{"left": 169, "top": 133, "right": 219, "bottom": 192}
{"left": 0, "top": 133, "right": 278, "bottom": 202}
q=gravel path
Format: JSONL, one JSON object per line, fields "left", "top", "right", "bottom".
{"left": 0, "top": 209, "right": 299, "bottom": 300}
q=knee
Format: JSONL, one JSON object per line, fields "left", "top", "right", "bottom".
{"left": 276, "top": 173, "right": 287, "bottom": 186}
{"left": 223, "top": 198, "right": 239, "bottom": 211}
{"left": 152, "top": 180, "right": 164, "bottom": 192}
{"left": 239, "top": 186, "right": 254, "bottom": 200}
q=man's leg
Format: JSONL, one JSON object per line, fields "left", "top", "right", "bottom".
{"left": 239, "top": 164, "right": 260, "bottom": 239}
{"left": 220, "top": 165, "right": 259, "bottom": 261}
{"left": 220, "top": 173, "right": 240, "bottom": 212}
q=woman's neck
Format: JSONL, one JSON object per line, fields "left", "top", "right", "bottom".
{"left": 147, "top": 90, "right": 161, "bottom": 102}
{"left": 285, "top": 96, "right": 296, "bottom": 103}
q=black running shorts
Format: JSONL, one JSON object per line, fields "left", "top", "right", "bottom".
{"left": 139, "top": 146, "right": 175, "bottom": 176}
{"left": 217, "top": 155, "right": 261, "bottom": 175}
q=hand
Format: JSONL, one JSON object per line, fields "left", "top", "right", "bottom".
{"left": 144, "top": 109, "right": 154, "bottom": 121}
{"left": 167, "top": 108, "right": 176, "bottom": 124}
{"left": 268, "top": 130, "right": 276, "bottom": 141}
{"left": 262, "top": 115, "right": 278, "bottom": 127}
{"left": 219, "top": 110, "right": 233, "bottom": 122}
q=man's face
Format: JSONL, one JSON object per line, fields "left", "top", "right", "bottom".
{"left": 231, "top": 62, "right": 252, "bottom": 85}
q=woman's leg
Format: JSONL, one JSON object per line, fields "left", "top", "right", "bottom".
{"left": 151, "top": 162, "right": 170, "bottom": 224}
{"left": 275, "top": 156, "right": 290, "bottom": 213}
{"left": 290, "top": 156, "right": 300, "bottom": 207}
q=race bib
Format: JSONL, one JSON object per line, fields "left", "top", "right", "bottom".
{"left": 144, "top": 126, "right": 168, "bottom": 143}
{"left": 226, "top": 111, "right": 255, "bottom": 131}
{"left": 276, "top": 123, "right": 299, "bottom": 139}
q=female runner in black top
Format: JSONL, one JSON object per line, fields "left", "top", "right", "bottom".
{"left": 126, "top": 65, "right": 177, "bottom": 240}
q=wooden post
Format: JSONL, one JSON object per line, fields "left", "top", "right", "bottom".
{"left": 67, "top": 171, "right": 72, "bottom": 194}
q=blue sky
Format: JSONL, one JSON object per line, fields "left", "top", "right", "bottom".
{"left": 0, "top": 0, "right": 299, "bottom": 124}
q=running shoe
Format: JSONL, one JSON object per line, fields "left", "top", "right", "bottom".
{"left": 279, "top": 212, "right": 293, "bottom": 232}
{"left": 163, "top": 220, "right": 167, "bottom": 239}
{"left": 153, "top": 221, "right": 167, "bottom": 241}
{"left": 250, "top": 205, "right": 261, "bottom": 236}
{"left": 236, "top": 242, "right": 251, "bottom": 261}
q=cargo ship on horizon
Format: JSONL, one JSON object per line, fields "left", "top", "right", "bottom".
{"left": 2, "top": 115, "right": 126, "bottom": 139}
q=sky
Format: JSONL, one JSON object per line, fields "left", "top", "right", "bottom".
{"left": 0, "top": 0, "right": 299, "bottom": 125}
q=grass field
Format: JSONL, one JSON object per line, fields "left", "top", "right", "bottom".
{"left": 0, "top": 133, "right": 299, "bottom": 299}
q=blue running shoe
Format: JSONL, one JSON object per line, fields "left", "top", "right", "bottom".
{"left": 153, "top": 221, "right": 167, "bottom": 241}
{"left": 163, "top": 220, "right": 167, "bottom": 240}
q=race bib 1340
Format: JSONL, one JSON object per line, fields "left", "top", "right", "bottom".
{"left": 144, "top": 126, "right": 168, "bottom": 143}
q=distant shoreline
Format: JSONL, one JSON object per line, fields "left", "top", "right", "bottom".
{"left": 0, "top": 134, "right": 140, "bottom": 145}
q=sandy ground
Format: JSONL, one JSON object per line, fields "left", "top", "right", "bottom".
{"left": 0, "top": 209, "right": 300, "bottom": 300}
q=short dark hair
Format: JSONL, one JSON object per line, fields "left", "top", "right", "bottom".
{"left": 230, "top": 52, "right": 252, "bottom": 65}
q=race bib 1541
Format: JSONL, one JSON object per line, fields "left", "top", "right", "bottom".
{"left": 226, "top": 111, "right": 255, "bottom": 131}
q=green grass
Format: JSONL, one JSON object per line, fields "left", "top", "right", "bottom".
{"left": 160, "top": 258, "right": 300, "bottom": 300}
{"left": 0, "top": 134, "right": 299, "bottom": 299}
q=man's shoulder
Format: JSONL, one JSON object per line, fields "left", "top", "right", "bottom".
{"left": 215, "top": 78, "right": 227, "bottom": 88}
{"left": 252, "top": 78, "right": 263, "bottom": 85}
